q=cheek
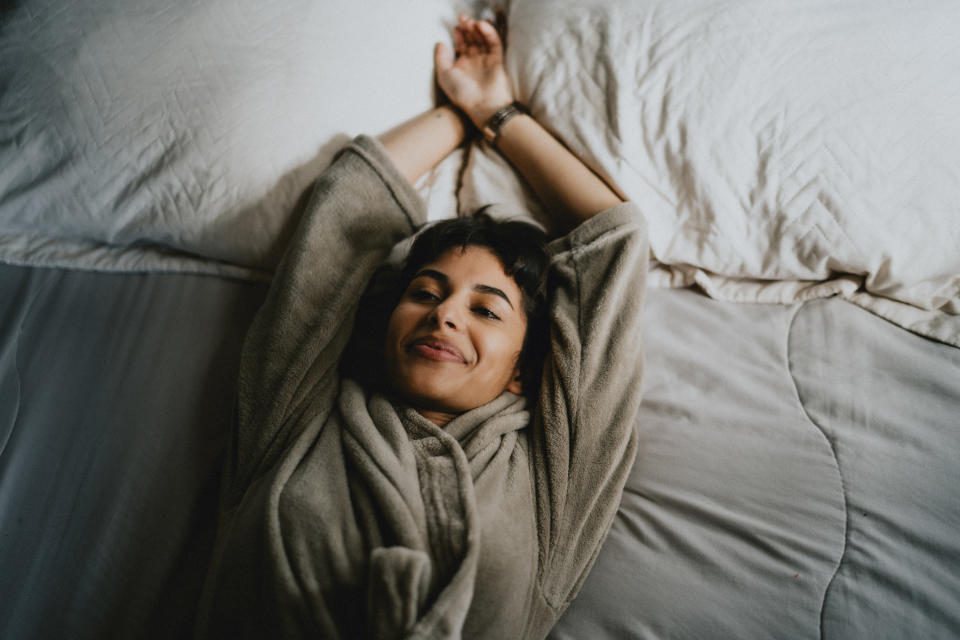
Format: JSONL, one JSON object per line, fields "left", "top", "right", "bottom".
{"left": 384, "top": 307, "right": 406, "bottom": 356}
{"left": 384, "top": 302, "right": 426, "bottom": 364}
{"left": 477, "top": 325, "right": 526, "bottom": 372}
{"left": 387, "top": 303, "right": 418, "bottom": 337}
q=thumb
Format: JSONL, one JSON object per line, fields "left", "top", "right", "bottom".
{"left": 434, "top": 42, "right": 454, "bottom": 72}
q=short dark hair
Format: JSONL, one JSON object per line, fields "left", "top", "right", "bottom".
{"left": 399, "top": 209, "right": 550, "bottom": 404}
{"left": 340, "top": 209, "right": 550, "bottom": 406}
{"left": 401, "top": 209, "right": 549, "bottom": 320}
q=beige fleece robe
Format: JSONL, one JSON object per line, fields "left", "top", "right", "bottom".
{"left": 195, "top": 135, "right": 648, "bottom": 639}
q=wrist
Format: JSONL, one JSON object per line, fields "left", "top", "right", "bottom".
{"left": 467, "top": 99, "right": 515, "bottom": 129}
{"left": 479, "top": 101, "right": 528, "bottom": 147}
{"left": 429, "top": 104, "right": 471, "bottom": 146}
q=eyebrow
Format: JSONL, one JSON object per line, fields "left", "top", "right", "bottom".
{"left": 412, "top": 269, "right": 515, "bottom": 310}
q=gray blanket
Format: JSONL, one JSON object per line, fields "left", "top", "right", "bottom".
{"left": 195, "top": 136, "right": 648, "bottom": 638}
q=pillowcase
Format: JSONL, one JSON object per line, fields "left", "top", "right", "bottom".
{"left": 0, "top": 0, "right": 459, "bottom": 279}
{"left": 464, "top": 0, "right": 960, "bottom": 346}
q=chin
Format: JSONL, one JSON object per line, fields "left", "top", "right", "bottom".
{"left": 386, "top": 364, "right": 454, "bottom": 410}
{"left": 400, "top": 379, "right": 463, "bottom": 413}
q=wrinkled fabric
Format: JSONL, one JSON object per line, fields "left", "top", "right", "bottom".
{"left": 461, "top": 0, "right": 960, "bottom": 347}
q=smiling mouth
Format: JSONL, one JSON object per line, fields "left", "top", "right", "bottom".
{"left": 407, "top": 337, "right": 466, "bottom": 363}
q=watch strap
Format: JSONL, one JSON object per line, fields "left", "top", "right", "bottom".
{"left": 481, "top": 101, "right": 527, "bottom": 147}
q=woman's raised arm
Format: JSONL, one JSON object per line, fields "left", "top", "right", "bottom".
{"left": 437, "top": 14, "right": 623, "bottom": 233}
{"left": 379, "top": 105, "right": 467, "bottom": 184}
{"left": 382, "top": 14, "right": 622, "bottom": 232}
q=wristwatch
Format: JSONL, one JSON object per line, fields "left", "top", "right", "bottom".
{"left": 482, "top": 101, "right": 527, "bottom": 147}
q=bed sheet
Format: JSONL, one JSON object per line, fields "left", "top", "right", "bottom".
{"left": 0, "top": 0, "right": 461, "bottom": 279}
{"left": 466, "top": 0, "right": 960, "bottom": 347}
{"left": 4, "top": 0, "right": 957, "bottom": 346}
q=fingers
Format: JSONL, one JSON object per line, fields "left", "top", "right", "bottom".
{"left": 476, "top": 19, "right": 502, "bottom": 56}
{"left": 458, "top": 14, "right": 480, "bottom": 54}
{"left": 457, "top": 13, "right": 493, "bottom": 55}
{"left": 452, "top": 24, "right": 465, "bottom": 54}
{"left": 434, "top": 42, "right": 454, "bottom": 72}
{"left": 451, "top": 13, "right": 506, "bottom": 60}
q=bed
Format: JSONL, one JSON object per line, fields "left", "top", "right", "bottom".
{"left": 2, "top": 0, "right": 958, "bottom": 638}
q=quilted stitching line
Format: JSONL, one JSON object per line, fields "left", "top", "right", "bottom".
{"left": 0, "top": 269, "right": 58, "bottom": 462}
{"left": 786, "top": 301, "right": 848, "bottom": 639}
{"left": 0, "top": 319, "right": 22, "bottom": 463}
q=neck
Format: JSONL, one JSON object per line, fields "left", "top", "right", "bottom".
{"left": 417, "top": 408, "right": 458, "bottom": 428}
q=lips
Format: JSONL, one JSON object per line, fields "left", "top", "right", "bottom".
{"left": 407, "top": 336, "right": 467, "bottom": 363}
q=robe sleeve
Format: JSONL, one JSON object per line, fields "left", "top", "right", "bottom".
{"left": 224, "top": 135, "right": 426, "bottom": 499}
{"left": 531, "top": 202, "right": 648, "bottom": 610}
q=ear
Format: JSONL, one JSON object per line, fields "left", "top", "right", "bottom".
{"left": 506, "top": 364, "right": 523, "bottom": 395}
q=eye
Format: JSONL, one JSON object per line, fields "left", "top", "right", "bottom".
{"left": 409, "top": 289, "right": 439, "bottom": 302}
{"left": 472, "top": 305, "right": 501, "bottom": 321}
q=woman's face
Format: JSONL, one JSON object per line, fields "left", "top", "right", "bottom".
{"left": 384, "top": 245, "right": 527, "bottom": 419}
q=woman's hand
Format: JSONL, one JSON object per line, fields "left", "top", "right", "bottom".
{"left": 435, "top": 14, "right": 514, "bottom": 128}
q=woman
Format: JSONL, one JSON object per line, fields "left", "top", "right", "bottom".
{"left": 196, "top": 14, "right": 648, "bottom": 640}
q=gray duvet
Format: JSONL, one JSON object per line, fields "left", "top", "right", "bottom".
{"left": 552, "top": 289, "right": 960, "bottom": 639}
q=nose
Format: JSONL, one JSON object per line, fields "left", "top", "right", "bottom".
{"left": 428, "top": 299, "right": 461, "bottom": 330}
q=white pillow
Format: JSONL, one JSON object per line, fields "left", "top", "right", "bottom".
{"left": 465, "top": 0, "right": 960, "bottom": 346}
{"left": 0, "top": 0, "right": 461, "bottom": 278}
